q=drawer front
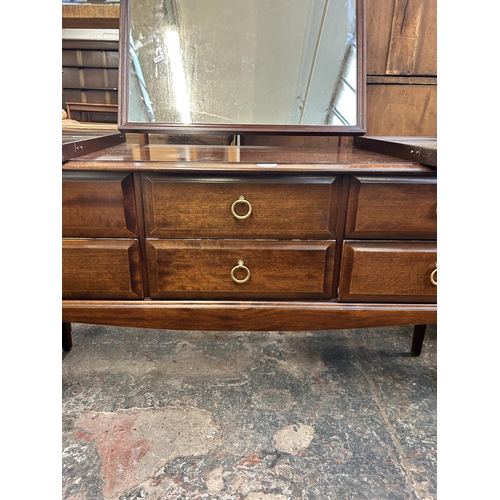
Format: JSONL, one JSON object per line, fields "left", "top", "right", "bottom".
{"left": 345, "top": 176, "right": 437, "bottom": 238}
{"left": 142, "top": 175, "right": 340, "bottom": 239}
{"left": 339, "top": 241, "right": 437, "bottom": 303}
{"left": 146, "top": 240, "right": 335, "bottom": 299}
{"left": 62, "top": 172, "right": 138, "bottom": 237}
{"left": 62, "top": 239, "right": 143, "bottom": 299}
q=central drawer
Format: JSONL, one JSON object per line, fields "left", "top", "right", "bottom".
{"left": 146, "top": 240, "right": 335, "bottom": 299}
{"left": 142, "top": 175, "right": 340, "bottom": 239}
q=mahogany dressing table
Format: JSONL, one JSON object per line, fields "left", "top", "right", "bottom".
{"left": 62, "top": 141, "right": 436, "bottom": 354}
{"left": 62, "top": 0, "right": 436, "bottom": 354}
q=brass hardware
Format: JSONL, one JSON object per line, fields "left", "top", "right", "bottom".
{"left": 231, "top": 260, "right": 251, "bottom": 284}
{"left": 231, "top": 196, "right": 252, "bottom": 220}
{"left": 430, "top": 264, "right": 437, "bottom": 286}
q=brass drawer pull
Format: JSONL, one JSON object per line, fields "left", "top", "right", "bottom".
{"left": 231, "top": 196, "right": 253, "bottom": 220}
{"left": 231, "top": 260, "right": 251, "bottom": 284}
{"left": 430, "top": 264, "right": 437, "bottom": 286}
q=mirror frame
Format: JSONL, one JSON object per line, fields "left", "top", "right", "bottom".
{"left": 118, "top": 0, "right": 366, "bottom": 136}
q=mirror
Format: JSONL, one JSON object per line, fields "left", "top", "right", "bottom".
{"left": 119, "top": 0, "right": 366, "bottom": 135}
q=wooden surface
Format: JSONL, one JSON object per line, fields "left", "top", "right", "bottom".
{"left": 142, "top": 174, "right": 340, "bottom": 239}
{"left": 62, "top": 322, "right": 72, "bottom": 352}
{"left": 365, "top": 0, "right": 437, "bottom": 136}
{"left": 62, "top": 142, "right": 436, "bottom": 352}
{"left": 240, "top": 136, "right": 352, "bottom": 148}
{"left": 147, "top": 240, "right": 335, "bottom": 300}
{"left": 366, "top": 0, "right": 437, "bottom": 76}
{"left": 62, "top": 131, "right": 125, "bottom": 161}
{"left": 62, "top": 300, "right": 436, "bottom": 332}
{"left": 62, "top": 40, "right": 119, "bottom": 119}
{"left": 339, "top": 241, "right": 437, "bottom": 302}
{"left": 62, "top": 171, "right": 137, "bottom": 237}
{"left": 61, "top": 143, "right": 435, "bottom": 174}
{"left": 354, "top": 136, "right": 437, "bottom": 167}
{"left": 62, "top": 3, "right": 120, "bottom": 29}
{"left": 127, "top": 134, "right": 233, "bottom": 146}
{"left": 344, "top": 175, "right": 437, "bottom": 237}
{"left": 62, "top": 123, "right": 120, "bottom": 132}
{"left": 66, "top": 102, "right": 118, "bottom": 122}
{"left": 62, "top": 239, "right": 143, "bottom": 299}
{"left": 366, "top": 84, "right": 437, "bottom": 136}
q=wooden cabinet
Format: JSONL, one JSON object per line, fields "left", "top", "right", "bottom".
{"left": 62, "top": 40, "right": 119, "bottom": 121}
{"left": 366, "top": 0, "right": 437, "bottom": 76}
{"left": 365, "top": 0, "right": 437, "bottom": 136}
{"left": 62, "top": 142, "right": 437, "bottom": 355}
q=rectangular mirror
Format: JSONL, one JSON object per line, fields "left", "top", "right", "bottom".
{"left": 119, "top": 0, "right": 366, "bottom": 135}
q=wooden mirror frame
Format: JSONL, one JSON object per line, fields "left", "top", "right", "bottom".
{"left": 118, "top": 0, "right": 366, "bottom": 136}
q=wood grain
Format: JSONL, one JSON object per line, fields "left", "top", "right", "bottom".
{"left": 366, "top": 0, "right": 437, "bottom": 76}
{"left": 62, "top": 172, "right": 138, "bottom": 237}
{"left": 339, "top": 241, "right": 437, "bottom": 302}
{"left": 146, "top": 240, "right": 335, "bottom": 300}
{"left": 62, "top": 239, "right": 143, "bottom": 299}
{"left": 62, "top": 300, "right": 437, "bottom": 331}
{"left": 366, "top": 84, "right": 437, "bottom": 136}
{"left": 142, "top": 174, "right": 340, "bottom": 239}
{"left": 344, "top": 175, "right": 437, "bottom": 238}
{"left": 62, "top": 4, "right": 120, "bottom": 29}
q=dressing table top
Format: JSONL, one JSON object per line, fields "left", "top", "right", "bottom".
{"left": 62, "top": 143, "right": 435, "bottom": 175}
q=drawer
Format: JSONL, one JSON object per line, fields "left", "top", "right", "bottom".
{"left": 62, "top": 172, "right": 138, "bottom": 237}
{"left": 345, "top": 176, "right": 437, "bottom": 238}
{"left": 339, "top": 241, "right": 437, "bottom": 303}
{"left": 146, "top": 239, "right": 335, "bottom": 299}
{"left": 62, "top": 239, "right": 143, "bottom": 299}
{"left": 142, "top": 175, "right": 340, "bottom": 239}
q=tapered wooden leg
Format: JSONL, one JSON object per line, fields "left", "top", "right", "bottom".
{"left": 411, "top": 324, "right": 426, "bottom": 356}
{"left": 63, "top": 322, "right": 73, "bottom": 352}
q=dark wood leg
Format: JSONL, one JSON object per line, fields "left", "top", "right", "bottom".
{"left": 138, "top": 133, "right": 149, "bottom": 146}
{"left": 63, "top": 322, "right": 73, "bottom": 352}
{"left": 411, "top": 324, "right": 427, "bottom": 356}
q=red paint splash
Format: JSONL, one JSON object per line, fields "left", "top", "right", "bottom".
{"left": 74, "top": 412, "right": 152, "bottom": 498}
{"left": 234, "top": 453, "right": 262, "bottom": 467}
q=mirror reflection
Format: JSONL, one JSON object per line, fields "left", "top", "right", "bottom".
{"left": 127, "top": 0, "right": 357, "bottom": 126}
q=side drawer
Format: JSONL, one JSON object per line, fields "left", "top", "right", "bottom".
{"left": 62, "top": 172, "right": 138, "bottom": 237}
{"left": 142, "top": 175, "right": 340, "bottom": 239}
{"left": 345, "top": 176, "right": 437, "bottom": 239}
{"left": 146, "top": 239, "right": 335, "bottom": 299}
{"left": 62, "top": 239, "right": 143, "bottom": 299}
{"left": 339, "top": 240, "right": 437, "bottom": 303}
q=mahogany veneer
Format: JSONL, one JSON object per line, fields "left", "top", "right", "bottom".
{"left": 62, "top": 142, "right": 437, "bottom": 355}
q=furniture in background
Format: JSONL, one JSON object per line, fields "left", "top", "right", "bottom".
{"left": 66, "top": 102, "right": 118, "bottom": 124}
{"left": 62, "top": 40, "right": 119, "bottom": 123}
{"left": 365, "top": 0, "right": 437, "bottom": 136}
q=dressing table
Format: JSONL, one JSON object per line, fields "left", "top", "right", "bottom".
{"left": 62, "top": 0, "right": 436, "bottom": 355}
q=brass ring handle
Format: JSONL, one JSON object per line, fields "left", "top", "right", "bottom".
{"left": 231, "top": 260, "right": 251, "bottom": 284}
{"left": 231, "top": 196, "right": 252, "bottom": 220}
{"left": 430, "top": 265, "right": 437, "bottom": 286}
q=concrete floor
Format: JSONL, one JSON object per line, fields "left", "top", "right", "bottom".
{"left": 62, "top": 323, "right": 437, "bottom": 500}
